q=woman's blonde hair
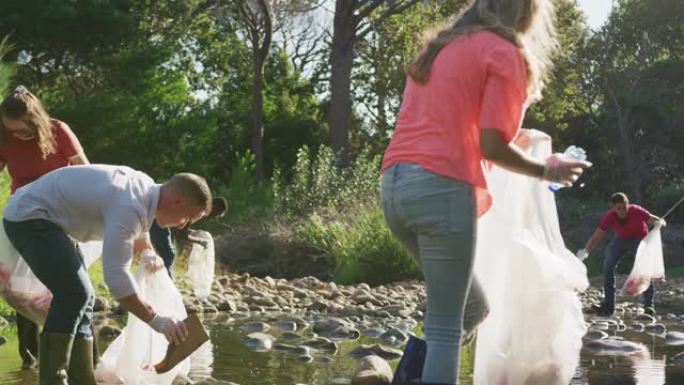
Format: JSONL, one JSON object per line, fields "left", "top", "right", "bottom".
{"left": 0, "top": 85, "right": 56, "bottom": 158}
{"left": 408, "top": 0, "right": 558, "bottom": 102}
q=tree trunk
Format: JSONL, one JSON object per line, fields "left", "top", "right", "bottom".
{"left": 252, "top": 52, "right": 266, "bottom": 181}
{"left": 329, "top": 1, "right": 357, "bottom": 165}
{"left": 615, "top": 106, "right": 642, "bottom": 201}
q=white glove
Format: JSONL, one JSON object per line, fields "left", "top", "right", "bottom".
{"left": 576, "top": 248, "right": 588, "bottom": 261}
{"left": 659, "top": 218, "right": 667, "bottom": 228}
{"left": 148, "top": 314, "right": 188, "bottom": 344}
{"left": 542, "top": 153, "right": 591, "bottom": 187}
{"left": 140, "top": 249, "right": 164, "bottom": 273}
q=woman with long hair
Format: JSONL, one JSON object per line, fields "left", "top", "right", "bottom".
{"left": 0, "top": 85, "right": 93, "bottom": 379}
{"left": 380, "top": 1, "right": 590, "bottom": 384}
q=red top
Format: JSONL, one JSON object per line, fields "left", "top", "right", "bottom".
{"left": 599, "top": 204, "right": 651, "bottom": 240}
{"left": 0, "top": 119, "right": 83, "bottom": 193}
{"left": 381, "top": 31, "right": 528, "bottom": 216}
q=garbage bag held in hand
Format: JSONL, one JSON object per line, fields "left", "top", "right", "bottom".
{"left": 621, "top": 224, "right": 665, "bottom": 297}
{"left": 473, "top": 129, "right": 588, "bottom": 385}
{"left": 186, "top": 231, "right": 215, "bottom": 300}
{"left": 95, "top": 268, "right": 190, "bottom": 385}
{"left": 0, "top": 220, "right": 102, "bottom": 325}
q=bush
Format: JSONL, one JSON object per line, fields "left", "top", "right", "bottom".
{"left": 272, "top": 145, "right": 381, "bottom": 216}
{"left": 216, "top": 151, "right": 273, "bottom": 224}
{"left": 295, "top": 207, "right": 421, "bottom": 286}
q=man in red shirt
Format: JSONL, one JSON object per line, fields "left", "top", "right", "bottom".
{"left": 578, "top": 192, "right": 666, "bottom": 316}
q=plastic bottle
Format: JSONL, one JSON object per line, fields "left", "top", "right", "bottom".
{"left": 549, "top": 145, "right": 588, "bottom": 192}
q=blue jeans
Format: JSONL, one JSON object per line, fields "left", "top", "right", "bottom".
{"left": 3, "top": 219, "right": 95, "bottom": 337}
{"left": 381, "top": 163, "right": 488, "bottom": 385}
{"left": 150, "top": 219, "right": 175, "bottom": 277}
{"left": 604, "top": 237, "right": 655, "bottom": 308}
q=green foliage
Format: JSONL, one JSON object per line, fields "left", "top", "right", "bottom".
{"left": 293, "top": 207, "right": 420, "bottom": 286}
{"left": 217, "top": 151, "right": 273, "bottom": 222}
{"left": 272, "top": 145, "right": 381, "bottom": 216}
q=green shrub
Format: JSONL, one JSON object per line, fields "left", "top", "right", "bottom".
{"left": 273, "top": 145, "right": 381, "bottom": 216}
{"left": 295, "top": 207, "right": 421, "bottom": 286}
{"left": 216, "top": 151, "right": 273, "bottom": 224}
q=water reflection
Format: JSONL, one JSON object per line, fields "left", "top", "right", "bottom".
{"left": 3, "top": 315, "right": 684, "bottom": 385}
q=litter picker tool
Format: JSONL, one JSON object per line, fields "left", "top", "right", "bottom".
{"left": 661, "top": 195, "right": 684, "bottom": 220}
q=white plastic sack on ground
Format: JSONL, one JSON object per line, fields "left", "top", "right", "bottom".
{"left": 186, "top": 231, "right": 215, "bottom": 300}
{"left": 95, "top": 268, "right": 190, "bottom": 385}
{"left": 0, "top": 220, "right": 102, "bottom": 325}
{"left": 621, "top": 223, "right": 665, "bottom": 296}
{"left": 473, "top": 129, "right": 588, "bottom": 385}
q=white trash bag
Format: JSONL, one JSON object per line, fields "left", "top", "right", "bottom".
{"left": 473, "top": 129, "right": 588, "bottom": 385}
{"left": 186, "top": 231, "right": 215, "bottom": 300}
{"left": 621, "top": 223, "right": 665, "bottom": 297}
{"left": 95, "top": 268, "right": 190, "bottom": 385}
{"left": 0, "top": 220, "right": 102, "bottom": 325}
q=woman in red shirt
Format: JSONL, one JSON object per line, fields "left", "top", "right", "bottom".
{"left": 381, "top": 1, "right": 591, "bottom": 384}
{"left": 0, "top": 85, "right": 93, "bottom": 377}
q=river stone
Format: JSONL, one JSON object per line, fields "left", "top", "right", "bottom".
{"left": 296, "top": 354, "right": 314, "bottom": 363}
{"left": 674, "top": 352, "right": 684, "bottom": 366}
{"left": 277, "top": 321, "right": 297, "bottom": 331}
{"left": 314, "top": 317, "right": 355, "bottom": 334}
{"left": 317, "top": 356, "right": 335, "bottom": 364}
{"left": 218, "top": 299, "right": 238, "bottom": 313}
{"left": 631, "top": 322, "right": 645, "bottom": 331}
{"left": 348, "top": 344, "right": 403, "bottom": 360}
{"left": 362, "top": 327, "right": 386, "bottom": 339}
{"left": 589, "top": 322, "right": 610, "bottom": 331}
{"left": 583, "top": 330, "right": 609, "bottom": 340}
{"left": 666, "top": 331, "right": 684, "bottom": 344}
{"left": 280, "top": 331, "right": 301, "bottom": 340}
{"left": 584, "top": 339, "right": 647, "bottom": 354}
{"left": 379, "top": 327, "right": 408, "bottom": 344}
{"left": 351, "top": 355, "right": 393, "bottom": 385}
{"left": 309, "top": 299, "right": 332, "bottom": 312}
{"left": 634, "top": 313, "right": 656, "bottom": 323}
{"left": 99, "top": 325, "right": 122, "bottom": 337}
{"left": 273, "top": 343, "right": 298, "bottom": 352}
{"left": 243, "top": 332, "right": 275, "bottom": 352}
{"left": 245, "top": 295, "right": 277, "bottom": 308}
{"left": 329, "top": 326, "right": 361, "bottom": 341}
{"left": 240, "top": 322, "right": 270, "bottom": 333}
{"left": 203, "top": 305, "right": 219, "bottom": 314}
{"left": 93, "top": 297, "right": 109, "bottom": 312}
{"left": 302, "top": 337, "right": 338, "bottom": 353}
{"left": 644, "top": 323, "right": 666, "bottom": 334}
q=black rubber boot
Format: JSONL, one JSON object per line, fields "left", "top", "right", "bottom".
{"left": 38, "top": 332, "right": 74, "bottom": 385}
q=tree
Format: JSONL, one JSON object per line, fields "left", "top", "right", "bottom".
{"left": 576, "top": 0, "right": 684, "bottom": 202}
{"left": 328, "top": 0, "right": 423, "bottom": 163}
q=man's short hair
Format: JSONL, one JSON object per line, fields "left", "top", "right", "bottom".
{"left": 167, "top": 173, "right": 212, "bottom": 212}
{"left": 611, "top": 192, "right": 629, "bottom": 204}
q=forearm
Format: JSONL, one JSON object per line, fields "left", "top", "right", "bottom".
{"left": 481, "top": 129, "right": 545, "bottom": 179}
{"left": 648, "top": 215, "right": 665, "bottom": 227}
{"left": 585, "top": 231, "right": 605, "bottom": 253}
{"left": 117, "top": 293, "right": 155, "bottom": 323}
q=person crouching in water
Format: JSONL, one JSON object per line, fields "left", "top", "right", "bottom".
{"left": 578, "top": 192, "right": 666, "bottom": 316}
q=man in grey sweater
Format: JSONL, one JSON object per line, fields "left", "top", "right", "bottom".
{"left": 3, "top": 164, "right": 212, "bottom": 385}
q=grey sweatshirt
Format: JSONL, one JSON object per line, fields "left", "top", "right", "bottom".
{"left": 3, "top": 164, "right": 160, "bottom": 299}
